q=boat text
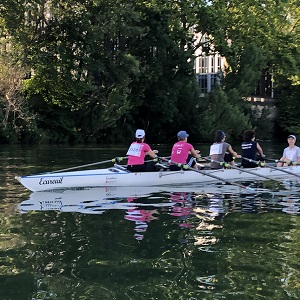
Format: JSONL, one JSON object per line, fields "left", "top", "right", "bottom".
{"left": 105, "top": 176, "right": 117, "bottom": 183}
{"left": 39, "top": 177, "right": 63, "bottom": 185}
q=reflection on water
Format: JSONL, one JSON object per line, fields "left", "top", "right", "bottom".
{"left": 14, "top": 185, "right": 300, "bottom": 299}
{"left": 17, "top": 185, "right": 300, "bottom": 241}
{"left": 1, "top": 145, "right": 300, "bottom": 299}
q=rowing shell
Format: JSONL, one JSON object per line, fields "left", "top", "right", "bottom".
{"left": 15, "top": 164, "right": 300, "bottom": 192}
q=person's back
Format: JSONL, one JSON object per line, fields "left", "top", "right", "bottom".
{"left": 241, "top": 130, "right": 264, "bottom": 168}
{"left": 171, "top": 141, "right": 193, "bottom": 164}
{"left": 210, "top": 142, "right": 230, "bottom": 169}
{"left": 170, "top": 130, "right": 200, "bottom": 171}
{"left": 241, "top": 141, "right": 257, "bottom": 168}
{"left": 210, "top": 130, "right": 239, "bottom": 169}
{"left": 127, "top": 129, "right": 158, "bottom": 172}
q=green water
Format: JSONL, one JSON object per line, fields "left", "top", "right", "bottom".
{"left": 0, "top": 144, "right": 300, "bottom": 300}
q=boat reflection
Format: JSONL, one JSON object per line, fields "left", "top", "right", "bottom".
{"left": 16, "top": 184, "right": 248, "bottom": 240}
{"left": 17, "top": 183, "right": 262, "bottom": 214}
{"left": 16, "top": 184, "right": 300, "bottom": 241}
{"left": 17, "top": 186, "right": 176, "bottom": 214}
{"left": 279, "top": 196, "right": 300, "bottom": 215}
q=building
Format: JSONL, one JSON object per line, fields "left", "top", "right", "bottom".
{"left": 193, "top": 33, "right": 226, "bottom": 96}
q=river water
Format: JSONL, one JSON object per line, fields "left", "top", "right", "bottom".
{"left": 0, "top": 143, "right": 300, "bottom": 300}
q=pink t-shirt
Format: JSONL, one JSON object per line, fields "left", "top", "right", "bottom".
{"left": 127, "top": 142, "right": 151, "bottom": 165}
{"left": 170, "top": 141, "right": 193, "bottom": 164}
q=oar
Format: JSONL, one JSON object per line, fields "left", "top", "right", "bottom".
{"left": 241, "top": 156, "right": 300, "bottom": 179}
{"left": 50, "top": 156, "right": 128, "bottom": 173}
{"left": 263, "top": 157, "right": 300, "bottom": 166}
{"left": 145, "top": 156, "right": 171, "bottom": 163}
{"left": 169, "top": 160, "right": 255, "bottom": 191}
{"left": 203, "top": 157, "right": 286, "bottom": 184}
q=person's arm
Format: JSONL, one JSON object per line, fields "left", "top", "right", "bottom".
{"left": 256, "top": 143, "right": 264, "bottom": 156}
{"left": 296, "top": 148, "right": 300, "bottom": 163}
{"left": 228, "top": 145, "right": 241, "bottom": 158}
{"left": 277, "top": 157, "right": 285, "bottom": 167}
{"left": 147, "top": 149, "right": 158, "bottom": 159}
{"left": 277, "top": 149, "right": 285, "bottom": 167}
{"left": 190, "top": 147, "right": 201, "bottom": 159}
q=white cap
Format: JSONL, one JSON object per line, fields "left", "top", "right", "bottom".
{"left": 135, "top": 129, "right": 145, "bottom": 138}
{"left": 288, "top": 135, "right": 296, "bottom": 141}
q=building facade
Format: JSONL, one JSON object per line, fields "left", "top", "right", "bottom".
{"left": 193, "top": 33, "right": 226, "bottom": 95}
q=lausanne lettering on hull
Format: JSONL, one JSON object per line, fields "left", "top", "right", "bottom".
{"left": 105, "top": 176, "right": 117, "bottom": 183}
{"left": 39, "top": 177, "right": 63, "bottom": 185}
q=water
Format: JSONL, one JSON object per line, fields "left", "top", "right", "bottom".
{"left": 1, "top": 143, "right": 300, "bottom": 300}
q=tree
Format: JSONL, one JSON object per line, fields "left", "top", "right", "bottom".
{"left": 195, "top": 0, "right": 300, "bottom": 139}
{"left": 1, "top": 0, "right": 299, "bottom": 143}
{"left": 1, "top": 0, "right": 145, "bottom": 142}
{"left": 0, "top": 18, "right": 36, "bottom": 143}
{"left": 197, "top": 86, "right": 251, "bottom": 141}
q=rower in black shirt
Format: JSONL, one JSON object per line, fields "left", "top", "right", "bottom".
{"left": 241, "top": 130, "right": 264, "bottom": 168}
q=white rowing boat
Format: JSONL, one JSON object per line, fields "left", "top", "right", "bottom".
{"left": 15, "top": 163, "right": 300, "bottom": 192}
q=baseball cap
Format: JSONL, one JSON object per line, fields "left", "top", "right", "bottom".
{"left": 177, "top": 131, "right": 189, "bottom": 140}
{"left": 217, "top": 130, "right": 226, "bottom": 139}
{"left": 288, "top": 135, "right": 296, "bottom": 141}
{"left": 135, "top": 129, "right": 145, "bottom": 138}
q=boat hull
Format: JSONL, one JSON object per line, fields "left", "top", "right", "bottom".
{"left": 15, "top": 165, "right": 300, "bottom": 192}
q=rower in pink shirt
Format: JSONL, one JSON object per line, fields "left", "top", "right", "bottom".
{"left": 170, "top": 130, "right": 201, "bottom": 171}
{"left": 126, "top": 129, "right": 158, "bottom": 172}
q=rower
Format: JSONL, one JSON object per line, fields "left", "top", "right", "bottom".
{"left": 126, "top": 129, "right": 158, "bottom": 172}
{"left": 169, "top": 131, "right": 201, "bottom": 171}
{"left": 210, "top": 130, "right": 240, "bottom": 169}
{"left": 241, "top": 130, "right": 265, "bottom": 168}
{"left": 277, "top": 135, "right": 300, "bottom": 167}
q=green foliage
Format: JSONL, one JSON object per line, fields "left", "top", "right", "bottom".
{"left": 276, "top": 79, "right": 300, "bottom": 138}
{"left": 247, "top": 106, "right": 275, "bottom": 140}
{"left": 224, "top": 44, "right": 266, "bottom": 97}
{"left": 0, "top": 0, "right": 299, "bottom": 143}
{"left": 197, "top": 86, "right": 251, "bottom": 141}
{"left": 209, "top": 0, "right": 300, "bottom": 84}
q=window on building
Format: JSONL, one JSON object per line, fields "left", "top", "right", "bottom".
{"left": 211, "top": 56, "right": 214, "bottom": 73}
{"left": 198, "top": 57, "right": 208, "bottom": 74}
{"left": 217, "top": 56, "right": 221, "bottom": 71}
{"left": 211, "top": 73, "right": 217, "bottom": 89}
{"left": 197, "top": 75, "right": 208, "bottom": 93}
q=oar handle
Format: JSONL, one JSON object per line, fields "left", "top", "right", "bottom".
{"left": 171, "top": 162, "right": 189, "bottom": 169}
{"left": 144, "top": 156, "right": 170, "bottom": 163}
{"left": 241, "top": 157, "right": 266, "bottom": 166}
{"left": 244, "top": 156, "right": 299, "bottom": 166}
{"left": 202, "top": 156, "right": 238, "bottom": 167}
{"left": 112, "top": 156, "right": 128, "bottom": 163}
{"left": 264, "top": 157, "right": 299, "bottom": 165}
